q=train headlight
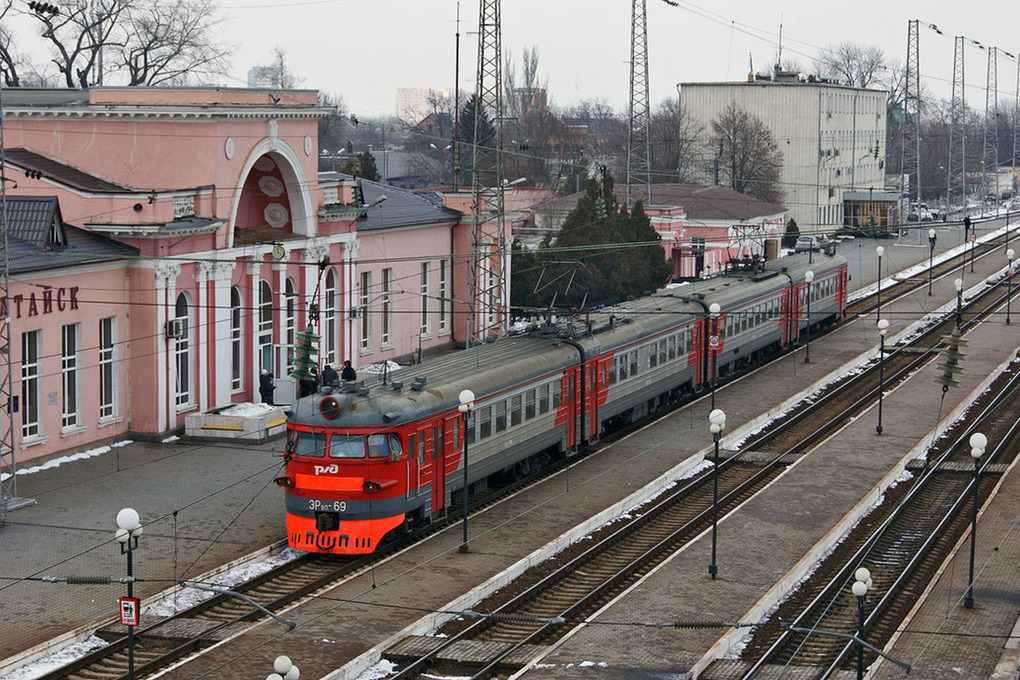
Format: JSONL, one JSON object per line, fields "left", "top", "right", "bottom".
{"left": 319, "top": 396, "right": 341, "bottom": 419}
{"left": 362, "top": 479, "right": 397, "bottom": 493}
{"left": 274, "top": 476, "right": 294, "bottom": 487}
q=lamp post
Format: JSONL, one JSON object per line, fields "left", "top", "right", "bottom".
{"left": 875, "top": 246, "right": 884, "bottom": 322}
{"left": 267, "top": 655, "right": 301, "bottom": 680}
{"left": 115, "top": 508, "right": 143, "bottom": 680}
{"left": 458, "top": 389, "right": 475, "bottom": 553}
{"left": 1007, "top": 249, "right": 1015, "bottom": 326}
{"left": 955, "top": 278, "right": 964, "bottom": 330}
{"left": 708, "top": 303, "right": 721, "bottom": 410}
{"left": 965, "top": 432, "right": 986, "bottom": 609}
{"left": 876, "top": 319, "right": 889, "bottom": 435}
{"left": 804, "top": 270, "right": 814, "bottom": 363}
{"left": 708, "top": 408, "right": 726, "bottom": 580}
{"left": 928, "top": 229, "right": 937, "bottom": 295}
{"left": 970, "top": 224, "right": 977, "bottom": 273}
{"left": 852, "top": 567, "right": 873, "bottom": 680}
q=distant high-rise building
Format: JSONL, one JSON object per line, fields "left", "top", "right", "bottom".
{"left": 396, "top": 87, "right": 465, "bottom": 124}
{"left": 248, "top": 66, "right": 280, "bottom": 89}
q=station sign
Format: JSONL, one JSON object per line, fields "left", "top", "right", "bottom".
{"left": 119, "top": 597, "right": 139, "bottom": 627}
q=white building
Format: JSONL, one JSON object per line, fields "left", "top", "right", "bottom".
{"left": 680, "top": 75, "right": 887, "bottom": 235}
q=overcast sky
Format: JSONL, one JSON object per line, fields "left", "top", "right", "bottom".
{"left": 8, "top": 0, "right": 1019, "bottom": 118}
{"left": 215, "top": 0, "right": 1019, "bottom": 118}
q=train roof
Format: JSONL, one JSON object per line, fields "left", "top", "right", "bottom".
{"left": 288, "top": 251, "right": 846, "bottom": 430}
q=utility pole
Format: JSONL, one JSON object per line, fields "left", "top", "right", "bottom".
{"left": 468, "top": 0, "right": 505, "bottom": 347}
{"left": 626, "top": 0, "right": 651, "bottom": 208}
{"left": 983, "top": 47, "right": 998, "bottom": 201}
{"left": 902, "top": 20, "right": 921, "bottom": 206}
{"left": 948, "top": 36, "right": 966, "bottom": 215}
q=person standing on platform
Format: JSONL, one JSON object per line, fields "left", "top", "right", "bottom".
{"left": 259, "top": 369, "right": 276, "bottom": 405}
{"left": 341, "top": 359, "right": 357, "bottom": 382}
{"left": 299, "top": 365, "right": 319, "bottom": 398}
{"left": 320, "top": 364, "right": 339, "bottom": 387}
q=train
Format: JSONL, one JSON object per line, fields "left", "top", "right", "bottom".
{"left": 278, "top": 251, "right": 848, "bottom": 555}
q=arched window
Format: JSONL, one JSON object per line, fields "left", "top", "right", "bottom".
{"left": 230, "top": 287, "right": 242, "bottom": 391}
{"left": 174, "top": 292, "right": 191, "bottom": 407}
{"left": 259, "top": 281, "right": 273, "bottom": 373}
{"left": 285, "top": 278, "right": 296, "bottom": 374}
{"left": 324, "top": 269, "right": 338, "bottom": 366}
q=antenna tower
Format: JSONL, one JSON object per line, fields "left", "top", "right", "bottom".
{"left": 947, "top": 36, "right": 967, "bottom": 212}
{"left": 468, "top": 0, "right": 505, "bottom": 347}
{"left": 626, "top": 0, "right": 651, "bottom": 207}
{"left": 902, "top": 19, "right": 922, "bottom": 204}
{"left": 0, "top": 85, "right": 34, "bottom": 524}
{"left": 982, "top": 47, "right": 999, "bottom": 199}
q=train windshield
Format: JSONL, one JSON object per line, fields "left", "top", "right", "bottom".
{"left": 321, "top": 433, "right": 404, "bottom": 459}
{"left": 293, "top": 431, "right": 326, "bottom": 457}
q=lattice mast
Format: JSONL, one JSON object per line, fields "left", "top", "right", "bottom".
{"left": 947, "top": 36, "right": 967, "bottom": 211}
{"left": 626, "top": 0, "right": 651, "bottom": 207}
{"left": 982, "top": 47, "right": 999, "bottom": 199}
{"left": 902, "top": 19, "right": 921, "bottom": 203}
{"left": 0, "top": 84, "right": 26, "bottom": 523}
{"left": 467, "top": 0, "right": 505, "bottom": 347}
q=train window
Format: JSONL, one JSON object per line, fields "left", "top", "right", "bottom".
{"left": 618, "top": 355, "right": 628, "bottom": 379}
{"left": 390, "top": 434, "right": 403, "bottom": 461}
{"left": 630, "top": 351, "right": 638, "bottom": 376}
{"left": 649, "top": 347, "right": 657, "bottom": 368}
{"left": 511, "top": 395, "right": 522, "bottom": 427}
{"left": 466, "top": 419, "right": 476, "bottom": 445}
{"left": 417, "top": 432, "right": 425, "bottom": 463}
{"left": 607, "top": 362, "right": 617, "bottom": 384}
{"left": 368, "top": 434, "right": 390, "bottom": 459}
{"left": 452, "top": 418, "right": 459, "bottom": 450}
{"left": 685, "top": 329, "right": 692, "bottom": 353}
{"left": 668, "top": 335, "right": 677, "bottom": 360}
{"left": 495, "top": 400, "right": 508, "bottom": 432}
{"left": 408, "top": 434, "right": 416, "bottom": 460}
{"left": 539, "top": 385, "right": 550, "bottom": 413}
{"left": 329, "top": 435, "right": 364, "bottom": 458}
{"left": 525, "top": 390, "right": 536, "bottom": 419}
{"left": 432, "top": 428, "right": 440, "bottom": 460}
{"left": 295, "top": 431, "right": 327, "bottom": 457}
{"left": 553, "top": 384, "right": 562, "bottom": 409}
{"left": 478, "top": 406, "right": 492, "bottom": 439}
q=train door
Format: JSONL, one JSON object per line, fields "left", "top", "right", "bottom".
{"left": 561, "top": 372, "right": 577, "bottom": 452}
{"left": 437, "top": 414, "right": 459, "bottom": 512}
{"left": 586, "top": 363, "right": 599, "bottom": 441}
{"left": 416, "top": 423, "right": 432, "bottom": 503}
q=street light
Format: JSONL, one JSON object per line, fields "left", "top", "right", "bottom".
{"left": 115, "top": 508, "right": 143, "bottom": 680}
{"left": 708, "top": 303, "right": 721, "bottom": 410}
{"left": 804, "top": 270, "right": 814, "bottom": 363}
{"left": 1007, "top": 249, "right": 1015, "bottom": 326}
{"left": 708, "top": 408, "right": 726, "bottom": 580}
{"left": 876, "top": 319, "right": 889, "bottom": 435}
{"left": 965, "top": 431, "right": 986, "bottom": 609}
{"left": 955, "top": 278, "right": 964, "bottom": 329}
{"left": 875, "top": 246, "right": 884, "bottom": 322}
{"left": 852, "top": 566, "right": 873, "bottom": 680}
{"left": 267, "top": 655, "right": 301, "bottom": 680}
{"left": 458, "top": 389, "right": 475, "bottom": 553}
{"left": 928, "top": 229, "right": 937, "bottom": 295}
{"left": 970, "top": 226, "right": 977, "bottom": 273}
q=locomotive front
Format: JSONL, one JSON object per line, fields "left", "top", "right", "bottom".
{"left": 277, "top": 388, "right": 418, "bottom": 555}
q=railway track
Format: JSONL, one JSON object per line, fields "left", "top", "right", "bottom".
{"left": 712, "top": 364, "right": 1020, "bottom": 679}
{"left": 22, "top": 224, "right": 1015, "bottom": 680}
{"left": 374, "top": 250, "right": 1017, "bottom": 679}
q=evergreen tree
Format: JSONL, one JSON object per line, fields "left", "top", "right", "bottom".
{"left": 340, "top": 151, "right": 380, "bottom": 182}
{"left": 512, "top": 172, "right": 671, "bottom": 311}
{"left": 457, "top": 95, "right": 497, "bottom": 185}
{"left": 783, "top": 218, "right": 800, "bottom": 248}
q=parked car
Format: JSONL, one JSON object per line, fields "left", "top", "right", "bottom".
{"left": 794, "top": 235, "right": 821, "bottom": 252}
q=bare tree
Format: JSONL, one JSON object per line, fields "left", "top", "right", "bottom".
{"left": 26, "top": 0, "right": 128, "bottom": 88}
{"left": 269, "top": 46, "right": 302, "bottom": 89}
{"left": 649, "top": 96, "right": 703, "bottom": 183}
{"left": 0, "top": 0, "right": 22, "bottom": 86}
{"left": 709, "top": 103, "right": 784, "bottom": 204}
{"left": 119, "top": 0, "right": 231, "bottom": 85}
{"left": 814, "top": 41, "right": 886, "bottom": 88}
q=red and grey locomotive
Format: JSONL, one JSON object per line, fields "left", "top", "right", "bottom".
{"left": 278, "top": 251, "right": 847, "bottom": 555}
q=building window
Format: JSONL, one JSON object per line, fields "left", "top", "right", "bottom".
{"left": 420, "top": 262, "right": 430, "bottom": 336}
{"left": 439, "top": 260, "right": 449, "bottom": 333}
{"left": 259, "top": 280, "right": 273, "bottom": 373}
{"left": 99, "top": 317, "right": 116, "bottom": 419}
{"left": 360, "top": 271, "right": 371, "bottom": 351}
{"left": 285, "top": 278, "right": 296, "bottom": 374}
{"left": 61, "top": 323, "right": 80, "bottom": 429}
{"left": 21, "top": 330, "right": 41, "bottom": 438}
{"left": 382, "top": 268, "right": 392, "bottom": 345}
{"left": 174, "top": 293, "right": 191, "bottom": 407}
{"left": 231, "top": 287, "right": 242, "bottom": 391}
{"left": 324, "top": 269, "right": 338, "bottom": 366}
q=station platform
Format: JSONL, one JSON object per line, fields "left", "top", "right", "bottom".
{"left": 1, "top": 219, "right": 1016, "bottom": 680}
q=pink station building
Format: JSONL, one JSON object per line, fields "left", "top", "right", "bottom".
{"left": 1, "top": 87, "right": 501, "bottom": 465}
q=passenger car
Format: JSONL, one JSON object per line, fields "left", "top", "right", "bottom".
{"left": 795, "top": 235, "right": 821, "bottom": 252}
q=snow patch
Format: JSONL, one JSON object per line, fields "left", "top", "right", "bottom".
{"left": 2, "top": 636, "right": 108, "bottom": 680}
{"left": 217, "top": 402, "right": 277, "bottom": 418}
{"left": 0, "top": 441, "right": 134, "bottom": 482}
